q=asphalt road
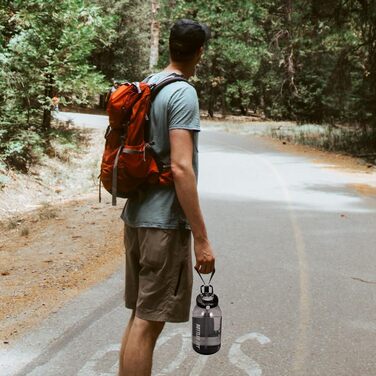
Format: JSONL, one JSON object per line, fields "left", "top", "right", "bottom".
{"left": 1, "top": 113, "right": 376, "bottom": 376}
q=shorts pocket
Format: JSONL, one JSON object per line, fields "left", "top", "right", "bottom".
{"left": 174, "top": 263, "right": 184, "bottom": 296}
{"left": 139, "top": 229, "right": 173, "bottom": 270}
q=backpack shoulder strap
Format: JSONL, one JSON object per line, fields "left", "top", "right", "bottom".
{"left": 150, "top": 73, "right": 189, "bottom": 102}
{"left": 142, "top": 74, "right": 155, "bottom": 83}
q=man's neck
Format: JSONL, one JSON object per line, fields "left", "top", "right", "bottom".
{"left": 164, "top": 62, "right": 195, "bottom": 79}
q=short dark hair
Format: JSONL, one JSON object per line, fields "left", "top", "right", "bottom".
{"left": 169, "top": 19, "right": 211, "bottom": 62}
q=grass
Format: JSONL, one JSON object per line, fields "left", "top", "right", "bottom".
{"left": 269, "top": 124, "right": 376, "bottom": 164}
{"left": 48, "top": 120, "right": 90, "bottom": 163}
{"left": 0, "top": 117, "right": 90, "bottom": 179}
{"left": 0, "top": 174, "right": 9, "bottom": 189}
{"left": 20, "top": 227, "right": 29, "bottom": 237}
{"left": 38, "top": 202, "right": 58, "bottom": 220}
{"left": 0, "top": 203, "right": 57, "bottom": 236}
{"left": 2, "top": 203, "right": 57, "bottom": 232}
{"left": 6, "top": 217, "right": 22, "bottom": 230}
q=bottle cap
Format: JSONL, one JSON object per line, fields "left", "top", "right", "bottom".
{"left": 196, "top": 285, "right": 219, "bottom": 308}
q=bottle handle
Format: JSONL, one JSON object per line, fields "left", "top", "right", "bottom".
{"left": 195, "top": 267, "right": 215, "bottom": 286}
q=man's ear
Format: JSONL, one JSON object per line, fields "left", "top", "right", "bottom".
{"left": 196, "top": 46, "right": 204, "bottom": 62}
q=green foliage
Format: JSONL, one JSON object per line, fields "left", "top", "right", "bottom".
{"left": 1, "top": 0, "right": 376, "bottom": 175}
{"left": 157, "top": 0, "right": 376, "bottom": 129}
{"left": 2, "top": 0, "right": 110, "bottom": 109}
{"left": 91, "top": 0, "right": 151, "bottom": 82}
{"left": 253, "top": 0, "right": 376, "bottom": 126}
{"left": 159, "top": 0, "right": 265, "bottom": 115}
{"left": 0, "top": 0, "right": 112, "bottom": 171}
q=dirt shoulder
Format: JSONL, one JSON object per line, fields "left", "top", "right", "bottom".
{"left": 0, "top": 195, "right": 124, "bottom": 346}
{"left": 0, "top": 119, "right": 126, "bottom": 346}
{"left": 0, "top": 124, "right": 102, "bottom": 218}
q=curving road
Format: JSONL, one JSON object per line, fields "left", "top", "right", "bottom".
{"left": 1, "top": 112, "right": 376, "bottom": 376}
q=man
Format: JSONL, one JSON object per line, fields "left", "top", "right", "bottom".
{"left": 118, "top": 19, "right": 215, "bottom": 376}
{"left": 51, "top": 95, "right": 59, "bottom": 112}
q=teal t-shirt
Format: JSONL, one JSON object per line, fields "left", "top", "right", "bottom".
{"left": 121, "top": 71, "right": 200, "bottom": 229}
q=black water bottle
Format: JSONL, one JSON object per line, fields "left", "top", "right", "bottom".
{"left": 192, "top": 270, "right": 222, "bottom": 355}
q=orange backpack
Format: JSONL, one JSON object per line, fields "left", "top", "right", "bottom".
{"left": 99, "top": 74, "right": 187, "bottom": 205}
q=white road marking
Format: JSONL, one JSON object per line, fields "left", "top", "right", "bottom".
{"left": 76, "top": 330, "right": 270, "bottom": 376}
{"left": 76, "top": 327, "right": 209, "bottom": 376}
{"left": 189, "top": 354, "right": 209, "bottom": 376}
{"left": 155, "top": 327, "right": 209, "bottom": 376}
{"left": 155, "top": 328, "right": 191, "bottom": 375}
{"left": 229, "top": 332, "right": 271, "bottom": 376}
{"left": 77, "top": 343, "right": 119, "bottom": 376}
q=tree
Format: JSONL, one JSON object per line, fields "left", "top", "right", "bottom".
{"left": 2, "top": 0, "right": 376, "bottom": 173}
{"left": 159, "top": 0, "right": 265, "bottom": 116}
{"left": 0, "top": 0, "right": 111, "bottom": 170}
{"left": 350, "top": 0, "right": 376, "bottom": 128}
{"left": 150, "top": 0, "right": 160, "bottom": 70}
{"left": 91, "top": 0, "right": 151, "bottom": 83}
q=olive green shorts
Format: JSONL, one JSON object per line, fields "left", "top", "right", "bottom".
{"left": 124, "top": 225, "right": 193, "bottom": 322}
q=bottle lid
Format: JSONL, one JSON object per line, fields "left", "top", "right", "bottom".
{"left": 196, "top": 285, "right": 219, "bottom": 308}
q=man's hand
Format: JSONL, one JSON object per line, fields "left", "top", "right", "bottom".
{"left": 194, "top": 239, "right": 215, "bottom": 274}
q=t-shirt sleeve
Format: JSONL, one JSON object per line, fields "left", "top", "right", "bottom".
{"left": 167, "top": 84, "right": 200, "bottom": 131}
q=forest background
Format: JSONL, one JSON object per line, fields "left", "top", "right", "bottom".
{"left": 1, "top": 0, "right": 376, "bottom": 175}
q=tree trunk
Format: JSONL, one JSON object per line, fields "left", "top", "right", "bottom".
{"left": 208, "top": 85, "right": 214, "bottom": 118}
{"left": 99, "top": 94, "right": 106, "bottom": 109}
{"left": 357, "top": 0, "right": 376, "bottom": 129}
{"left": 283, "top": 0, "right": 297, "bottom": 118}
{"left": 367, "top": 23, "right": 376, "bottom": 129}
{"left": 285, "top": 0, "right": 295, "bottom": 90}
{"left": 42, "top": 73, "right": 53, "bottom": 132}
{"left": 42, "top": 108, "right": 51, "bottom": 132}
{"left": 221, "top": 87, "right": 227, "bottom": 117}
{"left": 149, "top": 0, "right": 160, "bottom": 70}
